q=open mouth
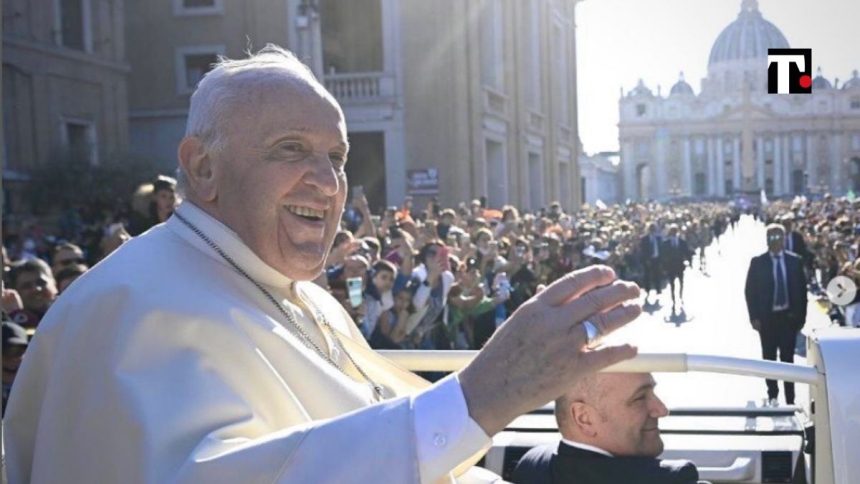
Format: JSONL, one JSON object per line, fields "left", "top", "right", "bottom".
{"left": 286, "top": 205, "right": 326, "bottom": 222}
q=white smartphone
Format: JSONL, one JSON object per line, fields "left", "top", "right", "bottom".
{"left": 346, "top": 277, "right": 363, "bottom": 308}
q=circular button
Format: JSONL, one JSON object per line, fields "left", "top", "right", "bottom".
{"left": 433, "top": 433, "right": 447, "bottom": 448}
{"left": 827, "top": 276, "right": 857, "bottom": 306}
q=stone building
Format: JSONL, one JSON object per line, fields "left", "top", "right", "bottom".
{"left": 579, "top": 151, "right": 620, "bottom": 205}
{"left": 3, "top": 0, "right": 129, "bottom": 210}
{"left": 124, "top": 0, "right": 583, "bottom": 210}
{"left": 619, "top": 0, "right": 860, "bottom": 201}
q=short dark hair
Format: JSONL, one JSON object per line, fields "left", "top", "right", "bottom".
{"left": 53, "top": 242, "right": 83, "bottom": 257}
{"left": 55, "top": 264, "right": 88, "bottom": 287}
{"left": 152, "top": 174, "right": 177, "bottom": 193}
{"left": 372, "top": 259, "right": 396, "bottom": 275}
{"left": 9, "top": 258, "right": 53, "bottom": 288}
{"left": 417, "top": 241, "right": 443, "bottom": 265}
{"left": 332, "top": 230, "right": 353, "bottom": 248}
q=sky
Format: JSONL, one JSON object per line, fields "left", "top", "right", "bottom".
{"left": 575, "top": 0, "right": 860, "bottom": 155}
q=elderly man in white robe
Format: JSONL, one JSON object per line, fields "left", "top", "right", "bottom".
{"left": 4, "top": 46, "right": 643, "bottom": 484}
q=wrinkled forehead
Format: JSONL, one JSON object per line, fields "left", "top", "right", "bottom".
{"left": 224, "top": 73, "right": 347, "bottom": 143}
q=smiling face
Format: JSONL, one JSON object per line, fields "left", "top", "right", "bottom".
{"left": 15, "top": 269, "right": 57, "bottom": 315}
{"left": 561, "top": 372, "right": 668, "bottom": 458}
{"left": 202, "top": 77, "right": 349, "bottom": 281}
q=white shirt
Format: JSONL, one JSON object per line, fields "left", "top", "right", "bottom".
{"left": 5, "top": 202, "right": 491, "bottom": 484}
{"left": 771, "top": 251, "right": 790, "bottom": 311}
{"left": 561, "top": 438, "right": 614, "bottom": 457}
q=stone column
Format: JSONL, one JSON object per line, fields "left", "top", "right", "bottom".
{"left": 655, "top": 129, "right": 668, "bottom": 199}
{"left": 831, "top": 133, "right": 843, "bottom": 194}
{"left": 806, "top": 132, "right": 815, "bottom": 192}
{"left": 683, "top": 137, "right": 692, "bottom": 196}
{"left": 716, "top": 136, "right": 725, "bottom": 196}
{"left": 707, "top": 137, "right": 716, "bottom": 195}
{"left": 733, "top": 136, "right": 741, "bottom": 192}
{"left": 621, "top": 140, "right": 636, "bottom": 201}
{"left": 773, "top": 134, "right": 782, "bottom": 196}
{"left": 385, "top": 125, "right": 407, "bottom": 205}
{"left": 756, "top": 135, "right": 765, "bottom": 190}
{"left": 784, "top": 134, "right": 792, "bottom": 194}
{"left": 287, "top": 0, "right": 324, "bottom": 78}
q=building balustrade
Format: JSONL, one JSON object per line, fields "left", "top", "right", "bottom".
{"left": 323, "top": 72, "right": 395, "bottom": 103}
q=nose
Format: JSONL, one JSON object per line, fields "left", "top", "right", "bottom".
{"left": 650, "top": 395, "right": 669, "bottom": 418}
{"left": 304, "top": 153, "right": 340, "bottom": 197}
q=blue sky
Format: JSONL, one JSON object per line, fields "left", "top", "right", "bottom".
{"left": 576, "top": 0, "right": 860, "bottom": 154}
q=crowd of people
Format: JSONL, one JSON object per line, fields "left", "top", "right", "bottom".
{"left": 759, "top": 194, "right": 860, "bottom": 326}
{"left": 4, "top": 169, "right": 859, "bottom": 412}
{"left": 317, "top": 194, "right": 738, "bottom": 352}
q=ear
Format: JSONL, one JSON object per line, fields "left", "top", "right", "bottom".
{"left": 571, "top": 402, "right": 598, "bottom": 437}
{"left": 178, "top": 136, "right": 217, "bottom": 202}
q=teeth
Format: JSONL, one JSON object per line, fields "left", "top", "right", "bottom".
{"left": 287, "top": 205, "right": 325, "bottom": 220}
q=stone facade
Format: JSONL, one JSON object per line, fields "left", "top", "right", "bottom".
{"left": 619, "top": 0, "right": 860, "bottom": 201}
{"left": 3, "top": 0, "right": 129, "bottom": 209}
{"left": 579, "top": 151, "right": 620, "bottom": 205}
{"left": 124, "top": 0, "right": 583, "bottom": 210}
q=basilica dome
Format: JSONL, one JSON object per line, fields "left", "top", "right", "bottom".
{"left": 629, "top": 79, "right": 653, "bottom": 97}
{"left": 708, "top": 0, "right": 789, "bottom": 67}
{"left": 843, "top": 70, "right": 860, "bottom": 90}
{"left": 812, "top": 68, "right": 832, "bottom": 90}
{"left": 670, "top": 72, "right": 694, "bottom": 96}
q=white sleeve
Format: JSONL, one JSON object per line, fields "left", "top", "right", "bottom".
{"left": 414, "top": 281, "right": 432, "bottom": 308}
{"left": 412, "top": 373, "right": 492, "bottom": 483}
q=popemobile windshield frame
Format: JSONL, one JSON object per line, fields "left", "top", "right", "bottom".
{"left": 378, "top": 327, "right": 860, "bottom": 484}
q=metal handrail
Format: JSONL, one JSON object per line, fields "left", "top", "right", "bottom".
{"left": 376, "top": 351, "right": 824, "bottom": 386}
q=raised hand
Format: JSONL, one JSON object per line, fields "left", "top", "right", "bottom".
{"left": 459, "top": 265, "right": 642, "bottom": 436}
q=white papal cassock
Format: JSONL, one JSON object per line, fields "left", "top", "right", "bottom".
{"left": 4, "top": 202, "right": 492, "bottom": 483}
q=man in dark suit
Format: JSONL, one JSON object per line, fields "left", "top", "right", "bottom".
{"left": 512, "top": 372, "right": 702, "bottom": 484}
{"left": 661, "top": 224, "right": 692, "bottom": 314}
{"left": 744, "top": 224, "right": 808, "bottom": 406}
{"left": 640, "top": 223, "right": 664, "bottom": 305}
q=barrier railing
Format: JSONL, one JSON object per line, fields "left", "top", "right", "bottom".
{"left": 376, "top": 350, "right": 824, "bottom": 385}
{"left": 323, "top": 72, "right": 394, "bottom": 102}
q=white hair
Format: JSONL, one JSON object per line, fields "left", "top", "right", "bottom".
{"left": 177, "top": 44, "right": 327, "bottom": 197}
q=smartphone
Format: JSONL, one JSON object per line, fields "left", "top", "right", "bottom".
{"left": 346, "top": 277, "right": 363, "bottom": 308}
{"left": 351, "top": 185, "right": 364, "bottom": 201}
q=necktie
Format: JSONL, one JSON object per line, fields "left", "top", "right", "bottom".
{"left": 774, "top": 256, "right": 787, "bottom": 308}
{"left": 652, "top": 236, "right": 658, "bottom": 258}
